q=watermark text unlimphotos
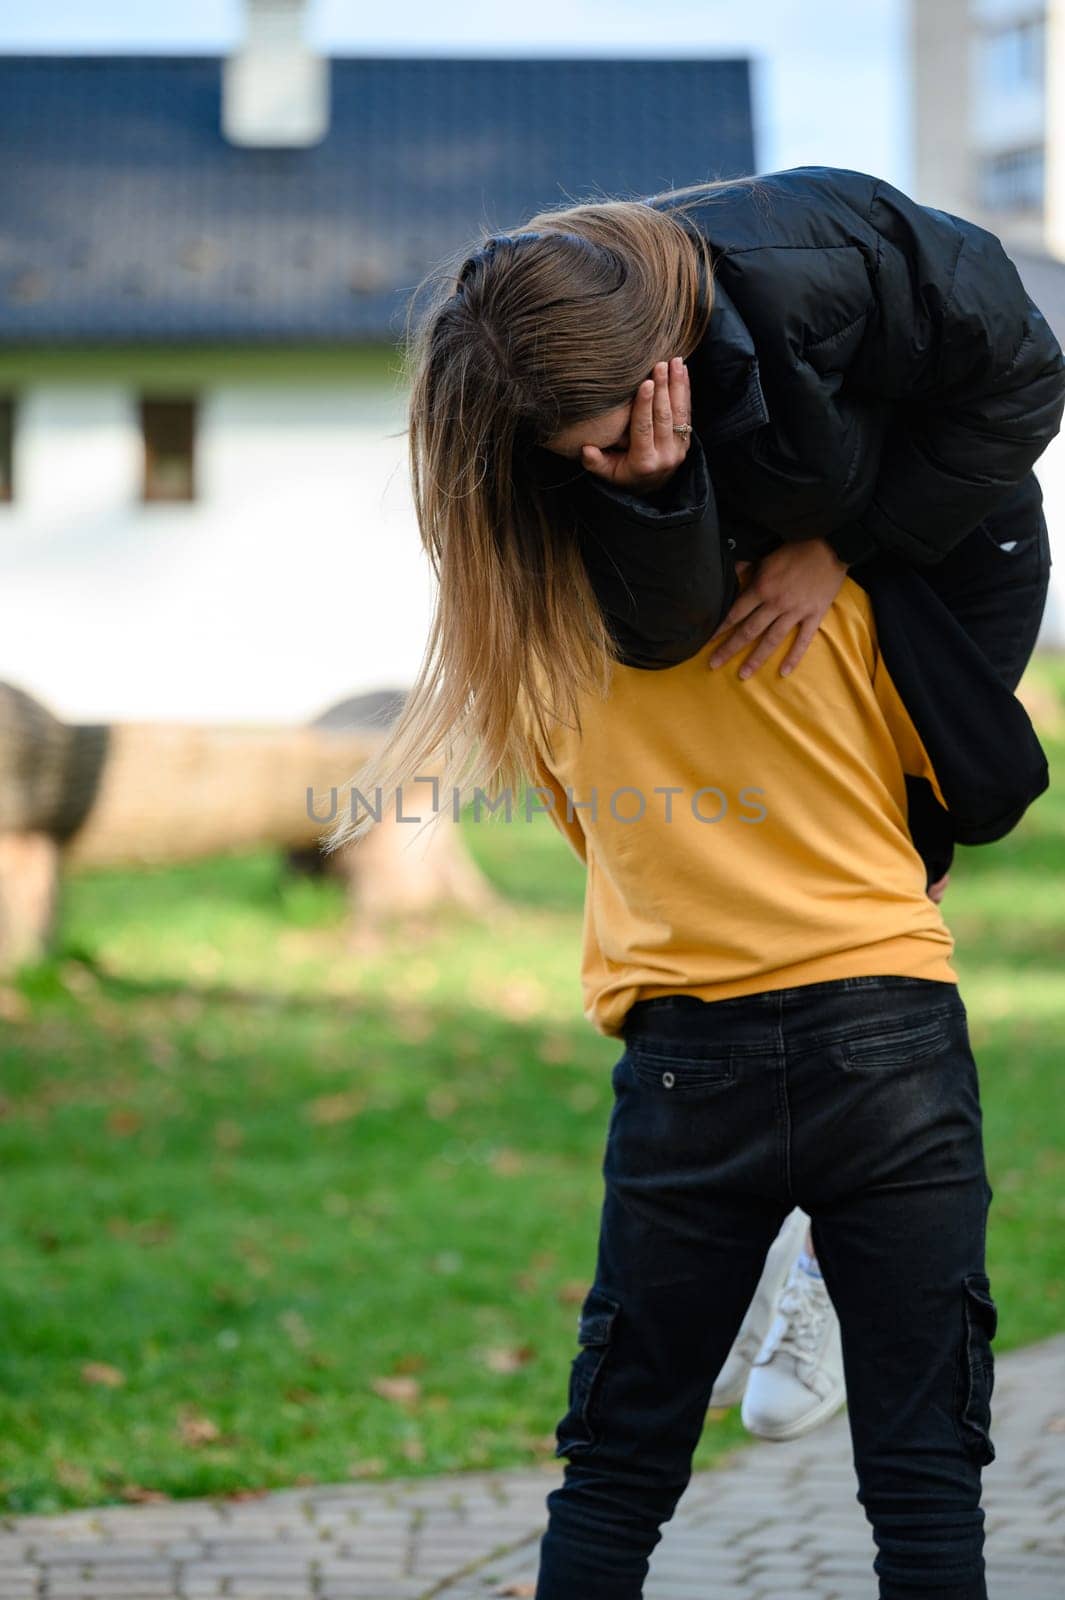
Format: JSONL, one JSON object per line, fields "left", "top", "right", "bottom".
{"left": 309, "top": 779, "right": 769, "bottom": 826}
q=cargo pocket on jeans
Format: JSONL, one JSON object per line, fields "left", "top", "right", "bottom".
{"left": 952, "top": 1272, "right": 998, "bottom": 1466}
{"left": 553, "top": 1285, "right": 621, "bottom": 1459}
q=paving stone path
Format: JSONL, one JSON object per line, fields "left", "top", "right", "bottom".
{"left": 1, "top": 1333, "right": 1061, "bottom": 1600}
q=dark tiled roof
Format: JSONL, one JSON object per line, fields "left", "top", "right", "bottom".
{"left": 0, "top": 54, "right": 754, "bottom": 344}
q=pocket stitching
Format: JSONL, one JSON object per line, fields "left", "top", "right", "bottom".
{"left": 841, "top": 1008, "right": 954, "bottom": 1070}
{"left": 629, "top": 1049, "right": 735, "bottom": 1092}
{"left": 626, "top": 1037, "right": 735, "bottom": 1093}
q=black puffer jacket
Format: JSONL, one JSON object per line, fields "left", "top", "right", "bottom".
{"left": 524, "top": 165, "right": 1065, "bottom": 862}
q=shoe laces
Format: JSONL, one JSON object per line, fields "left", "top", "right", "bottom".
{"left": 761, "top": 1267, "right": 827, "bottom": 1364}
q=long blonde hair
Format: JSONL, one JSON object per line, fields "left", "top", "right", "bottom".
{"left": 322, "top": 175, "right": 768, "bottom": 853}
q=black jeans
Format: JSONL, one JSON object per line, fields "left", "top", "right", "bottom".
{"left": 872, "top": 471, "right": 1053, "bottom": 887}
{"left": 921, "top": 471, "right": 1052, "bottom": 696}
{"left": 535, "top": 976, "right": 997, "bottom": 1600}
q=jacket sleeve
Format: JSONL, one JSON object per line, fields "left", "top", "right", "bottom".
{"left": 548, "top": 432, "right": 738, "bottom": 670}
{"left": 825, "top": 175, "right": 1065, "bottom": 567}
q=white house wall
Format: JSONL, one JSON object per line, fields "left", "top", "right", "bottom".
{"left": 0, "top": 382, "right": 438, "bottom": 726}
{"left": 1, "top": 383, "right": 1062, "bottom": 733}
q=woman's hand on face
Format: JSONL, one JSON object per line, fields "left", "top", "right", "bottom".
{"left": 580, "top": 358, "right": 692, "bottom": 494}
{"left": 707, "top": 537, "right": 850, "bottom": 678}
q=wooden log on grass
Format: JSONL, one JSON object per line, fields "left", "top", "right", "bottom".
{"left": 0, "top": 682, "right": 501, "bottom": 973}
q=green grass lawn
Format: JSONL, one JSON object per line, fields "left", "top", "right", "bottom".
{"left": 1, "top": 657, "right": 1063, "bottom": 1515}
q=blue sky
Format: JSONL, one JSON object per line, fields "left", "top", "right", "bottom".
{"left": 0, "top": 0, "right": 910, "bottom": 185}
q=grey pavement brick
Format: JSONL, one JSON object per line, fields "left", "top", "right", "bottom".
{"left": 225, "top": 1585, "right": 317, "bottom": 1598}
{"left": 196, "top": 1546, "right": 315, "bottom": 1562}
{"left": 42, "top": 1585, "right": 175, "bottom": 1597}
{"left": 316, "top": 1586, "right": 427, "bottom": 1600}
{"left": 315, "top": 1564, "right": 414, "bottom": 1580}
{"left": 38, "top": 1549, "right": 170, "bottom": 1566}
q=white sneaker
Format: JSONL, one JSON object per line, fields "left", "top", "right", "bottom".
{"left": 708, "top": 1207, "right": 811, "bottom": 1408}
{"left": 740, "top": 1255, "right": 846, "bottom": 1441}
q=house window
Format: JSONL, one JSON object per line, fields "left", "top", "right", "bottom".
{"left": 141, "top": 397, "right": 197, "bottom": 502}
{"left": 980, "top": 144, "right": 1045, "bottom": 213}
{"left": 0, "top": 397, "right": 14, "bottom": 502}
{"left": 981, "top": 18, "right": 1046, "bottom": 96}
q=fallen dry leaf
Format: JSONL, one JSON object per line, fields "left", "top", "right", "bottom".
{"left": 392, "top": 1352, "right": 426, "bottom": 1374}
{"left": 305, "top": 1089, "right": 366, "bottom": 1125}
{"left": 490, "top": 1147, "right": 525, "bottom": 1177}
{"left": 482, "top": 1344, "right": 535, "bottom": 1374}
{"left": 279, "top": 1308, "right": 313, "bottom": 1349}
{"left": 59, "top": 962, "right": 99, "bottom": 999}
{"left": 526, "top": 1431, "right": 558, "bottom": 1458}
{"left": 103, "top": 1216, "right": 173, "bottom": 1246}
{"left": 425, "top": 1086, "right": 460, "bottom": 1119}
{"left": 0, "top": 988, "right": 29, "bottom": 1024}
{"left": 119, "top": 1483, "right": 170, "bottom": 1504}
{"left": 81, "top": 1361, "right": 125, "bottom": 1388}
{"left": 536, "top": 1032, "right": 572, "bottom": 1065}
{"left": 370, "top": 1375, "right": 421, "bottom": 1403}
{"left": 53, "top": 1459, "right": 92, "bottom": 1490}
{"left": 178, "top": 1411, "right": 221, "bottom": 1446}
{"left": 494, "top": 976, "right": 547, "bottom": 1021}
{"left": 283, "top": 1385, "right": 316, "bottom": 1405}
{"left": 213, "top": 1119, "right": 245, "bottom": 1149}
{"left": 393, "top": 1010, "right": 434, "bottom": 1042}
{"left": 107, "top": 1108, "right": 142, "bottom": 1136}
{"left": 145, "top": 1034, "right": 178, "bottom": 1069}
{"left": 557, "top": 1280, "right": 590, "bottom": 1305}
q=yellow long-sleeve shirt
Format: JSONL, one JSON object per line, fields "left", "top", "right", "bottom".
{"left": 529, "top": 573, "right": 957, "bottom": 1039}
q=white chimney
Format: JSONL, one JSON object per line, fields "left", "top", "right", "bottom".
{"left": 223, "top": 0, "right": 328, "bottom": 148}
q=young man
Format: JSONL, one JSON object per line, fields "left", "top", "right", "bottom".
{"left": 529, "top": 565, "right": 998, "bottom": 1600}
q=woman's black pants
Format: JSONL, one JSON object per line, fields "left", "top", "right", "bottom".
{"left": 921, "top": 472, "right": 1052, "bottom": 696}
{"left": 901, "top": 472, "right": 1053, "bottom": 884}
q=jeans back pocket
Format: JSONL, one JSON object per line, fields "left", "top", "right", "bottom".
{"left": 627, "top": 1034, "right": 735, "bottom": 1095}
{"left": 840, "top": 1003, "right": 956, "bottom": 1071}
